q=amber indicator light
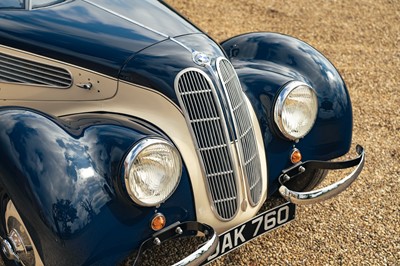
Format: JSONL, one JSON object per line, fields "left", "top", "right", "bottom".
{"left": 290, "top": 148, "right": 302, "bottom": 164}
{"left": 151, "top": 213, "right": 166, "bottom": 231}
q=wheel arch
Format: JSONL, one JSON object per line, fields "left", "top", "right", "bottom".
{"left": 221, "top": 32, "right": 353, "bottom": 194}
{"left": 0, "top": 107, "right": 195, "bottom": 265}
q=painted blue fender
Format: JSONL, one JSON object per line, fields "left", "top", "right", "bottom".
{"left": 221, "top": 32, "right": 353, "bottom": 194}
{"left": 0, "top": 107, "right": 195, "bottom": 265}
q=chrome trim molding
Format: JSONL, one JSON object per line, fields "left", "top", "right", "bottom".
{"left": 82, "top": 0, "right": 205, "bottom": 56}
{"left": 82, "top": 0, "right": 169, "bottom": 38}
{"left": 174, "top": 68, "right": 240, "bottom": 221}
{"left": 123, "top": 137, "right": 182, "bottom": 207}
{"left": 134, "top": 221, "right": 218, "bottom": 266}
{"left": 172, "top": 223, "right": 218, "bottom": 266}
{"left": 0, "top": 52, "right": 72, "bottom": 88}
{"left": 273, "top": 80, "right": 318, "bottom": 141}
{"left": 216, "top": 58, "right": 263, "bottom": 207}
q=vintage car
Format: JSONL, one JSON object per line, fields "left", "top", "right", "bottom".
{"left": 0, "top": 0, "right": 365, "bottom": 265}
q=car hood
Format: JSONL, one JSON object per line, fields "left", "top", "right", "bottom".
{"left": 0, "top": 0, "right": 200, "bottom": 77}
{"left": 86, "top": 0, "right": 200, "bottom": 37}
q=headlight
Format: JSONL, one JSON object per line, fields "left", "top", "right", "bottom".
{"left": 123, "top": 138, "right": 182, "bottom": 206}
{"left": 274, "top": 81, "right": 318, "bottom": 140}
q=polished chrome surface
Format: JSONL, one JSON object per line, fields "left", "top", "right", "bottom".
{"left": 273, "top": 80, "right": 318, "bottom": 140}
{"left": 193, "top": 52, "right": 211, "bottom": 66}
{"left": 0, "top": 52, "right": 72, "bottom": 88}
{"left": 5, "top": 200, "right": 43, "bottom": 266}
{"left": 1, "top": 238, "right": 20, "bottom": 262}
{"left": 175, "top": 227, "right": 183, "bottom": 235}
{"left": 82, "top": 0, "right": 169, "bottom": 38}
{"left": 76, "top": 82, "right": 93, "bottom": 90}
{"left": 123, "top": 137, "right": 182, "bottom": 207}
{"left": 172, "top": 225, "right": 218, "bottom": 266}
{"left": 175, "top": 68, "right": 239, "bottom": 220}
{"left": 217, "top": 58, "right": 263, "bottom": 206}
{"left": 279, "top": 145, "right": 365, "bottom": 204}
{"left": 153, "top": 238, "right": 161, "bottom": 246}
{"left": 134, "top": 221, "right": 218, "bottom": 266}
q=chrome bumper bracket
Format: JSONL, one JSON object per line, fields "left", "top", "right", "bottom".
{"left": 133, "top": 221, "right": 218, "bottom": 266}
{"left": 278, "top": 145, "right": 365, "bottom": 205}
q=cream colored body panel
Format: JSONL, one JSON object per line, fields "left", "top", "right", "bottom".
{"left": 0, "top": 47, "right": 268, "bottom": 234}
{"left": 0, "top": 45, "right": 117, "bottom": 101}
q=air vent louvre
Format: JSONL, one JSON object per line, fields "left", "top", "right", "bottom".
{"left": 0, "top": 53, "right": 72, "bottom": 88}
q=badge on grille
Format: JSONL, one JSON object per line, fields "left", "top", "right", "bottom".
{"left": 193, "top": 52, "right": 210, "bottom": 66}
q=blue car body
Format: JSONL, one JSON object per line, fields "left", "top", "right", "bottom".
{"left": 0, "top": 1, "right": 364, "bottom": 265}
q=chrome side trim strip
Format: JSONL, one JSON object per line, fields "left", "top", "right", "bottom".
{"left": 82, "top": 0, "right": 169, "bottom": 38}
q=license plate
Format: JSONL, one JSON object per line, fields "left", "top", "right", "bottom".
{"left": 203, "top": 202, "right": 296, "bottom": 264}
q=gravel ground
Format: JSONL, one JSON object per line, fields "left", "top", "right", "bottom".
{"left": 164, "top": 0, "right": 400, "bottom": 265}
{"left": 1, "top": 1, "right": 398, "bottom": 266}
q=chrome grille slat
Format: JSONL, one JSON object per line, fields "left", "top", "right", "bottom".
{"left": 175, "top": 59, "right": 263, "bottom": 219}
{"left": 198, "top": 144, "right": 227, "bottom": 151}
{"left": 0, "top": 52, "right": 72, "bottom": 88}
{"left": 207, "top": 170, "right": 234, "bottom": 177}
{"left": 175, "top": 68, "right": 239, "bottom": 220}
{"left": 217, "top": 58, "right": 263, "bottom": 206}
{"left": 191, "top": 117, "right": 220, "bottom": 123}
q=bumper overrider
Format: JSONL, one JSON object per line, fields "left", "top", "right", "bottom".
{"left": 133, "top": 145, "right": 364, "bottom": 265}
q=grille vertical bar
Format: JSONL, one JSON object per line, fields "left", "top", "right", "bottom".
{"left": 175, "top": 69, "right": 239, "bottom": 220}
{"left": 217, "top": 58, "right": 263, "bottom": 206}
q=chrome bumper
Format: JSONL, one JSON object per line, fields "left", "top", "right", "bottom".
{"left": 278, "top": 145, "right": 365, "bottom": 205}
{"left": 133, "top": 221, "right": 218, "bottom": 266}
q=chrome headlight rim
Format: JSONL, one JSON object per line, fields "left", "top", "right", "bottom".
{"left": 274, "top": 81, "right": 318, "bottom": 141}
{"left": 123, "top": 137, "right": 182, "bottom": 207}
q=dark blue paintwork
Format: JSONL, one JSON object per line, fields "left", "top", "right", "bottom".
{"left": 221, "top": 32, "right": 353, "bottom": 193}
{"left": 120, "top": 34, "right": 226, "bottom": 103}
{"left": 0, "top": 0, "right": 201, "bottom": 77}
{"left": 0, "top": 1, "right": 357, "bottom": 263}
{"left": 91, "top": 0, "right": 200, "bottom": 37}
{"left": 120, "top": 31, "right": 353, "bottom": 195}
{"left": 0, "top": 107, "right": 196, "bottom": 265}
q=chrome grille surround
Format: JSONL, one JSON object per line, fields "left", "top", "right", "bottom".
{"left": 175, "top": 68, "right": 240, "bottom": 221}
{"left": 0, "top": 52, "right": 72, "bottom": 88}
{"left": 216, "top": 58, "right": 263, "bottom": 206}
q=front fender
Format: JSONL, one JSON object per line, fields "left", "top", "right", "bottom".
{"left": 221, "top": 32, "right": 353, "bottom": 194}
{"left": 0, "top": 107, "right": 195, "bottom": 265}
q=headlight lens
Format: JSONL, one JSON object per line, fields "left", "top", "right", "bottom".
{"left": 274, "top": 81, "right": 318, "bottom": 140}
{"left": 124, "top": 138, "right": 182, "bottom": 206}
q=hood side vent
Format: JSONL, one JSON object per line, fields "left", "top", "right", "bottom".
{"left": 0, "top": 52, "right": 72, "bottom": 88}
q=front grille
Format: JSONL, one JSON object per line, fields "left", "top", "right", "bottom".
{"left": 175, "top": 69, "right": 239, "bottom": 220}
{"left": 175, "top": 59, "right": 263, "bottom": 220}
{"left": 0, "top": 52, "right": 72, "bottom": 88}
{"left": 217, "top": 58, "right": 262, "bottom": 206}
